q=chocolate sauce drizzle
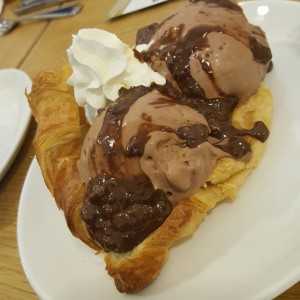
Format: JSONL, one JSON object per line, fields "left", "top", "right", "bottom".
{"left": 82, "top": 84, "right": 269, "bottom": 253}
{"left": 81, "top": 86, "right": 173, "bottom": 253}
{"left": 249, "top": 36, "right": 272, "bottom": 64}
{"left": 154, "top": 82, "right": 269, "bottom": 159}
{"left": 136, "top": 0, "right": 272, "bottom": 98}
{"left": 81, "top": 0, "right": 272, "bottom": 253}
{"left": 136, "top": 23, "right": 159, "bottom": 45}
{"left": 136, "top": 22, "right": 272, "bottom": 99}
{"left": 97, "top": 86, "right": 150, "bottom": 173}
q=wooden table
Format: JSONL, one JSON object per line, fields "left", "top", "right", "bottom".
{"left": 0, "top": 0, "right": 299, "bottom": 299}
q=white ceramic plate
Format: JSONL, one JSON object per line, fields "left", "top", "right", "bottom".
{"left": 0, "top": 69, "right": 32, "bottom": 181}
{"left": 18, "top": 1, "right": 300, "bottom": 299}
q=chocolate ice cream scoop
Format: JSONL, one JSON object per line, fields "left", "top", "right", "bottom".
{"left": 135, "top": 0, "right": 272, "bottom": 102}
{"left": 77, "top": 85, "right": 227, "bottom": 252}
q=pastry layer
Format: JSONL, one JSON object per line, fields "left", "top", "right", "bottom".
{"left": 28, "top": 65, "right": 272, "bottom": 293}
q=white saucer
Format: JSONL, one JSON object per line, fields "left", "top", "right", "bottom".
{"left": 0, "top": 69, "right": 32, "bottom": 181}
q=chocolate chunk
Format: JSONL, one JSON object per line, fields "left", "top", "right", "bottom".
{"left": 81, "top": 173, "right": 172, "bottom": 253}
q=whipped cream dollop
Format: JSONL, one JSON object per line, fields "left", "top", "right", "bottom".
{"left": 67, "top": 28, "right": 166, "bottom": 123}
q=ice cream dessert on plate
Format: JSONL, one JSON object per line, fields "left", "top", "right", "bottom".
{"left": 27, "top": 0, "right": 273, "bottom": 293}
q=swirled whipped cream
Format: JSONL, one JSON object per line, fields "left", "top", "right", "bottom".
{"left": 67, "top": 28, "right": 166, "bottom": 123}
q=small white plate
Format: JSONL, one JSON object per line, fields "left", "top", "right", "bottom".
{"left": 0, "top": 69, "right": 32, "bottom": 181}
{"left": 18, "top": 1, "right": 300, "bottom": 300}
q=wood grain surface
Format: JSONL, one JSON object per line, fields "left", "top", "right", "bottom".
{"left": 0, "top": 0, "right": 299, "bottom": 299}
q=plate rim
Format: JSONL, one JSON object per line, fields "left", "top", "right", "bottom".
{"left": 0, "top": 68, "right": 32, "bottom": 181}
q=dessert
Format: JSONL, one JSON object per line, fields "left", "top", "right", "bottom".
{"left": 27, "top": 0, "right": 273, "bottom": 293}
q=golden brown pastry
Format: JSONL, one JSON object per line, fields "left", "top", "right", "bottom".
{"left": 27, "top": 0, "right": 274, "bottom": 293}
{"left": 27, "top": 64, "right": 272, "bottom": 293}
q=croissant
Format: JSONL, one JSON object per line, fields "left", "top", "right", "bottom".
{"left": 27, "top": 64, "right": 272, "bottom": 293}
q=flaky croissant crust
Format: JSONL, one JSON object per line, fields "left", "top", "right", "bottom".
{"left": 28, "top": 65, "right": 272, "bottom": 293}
